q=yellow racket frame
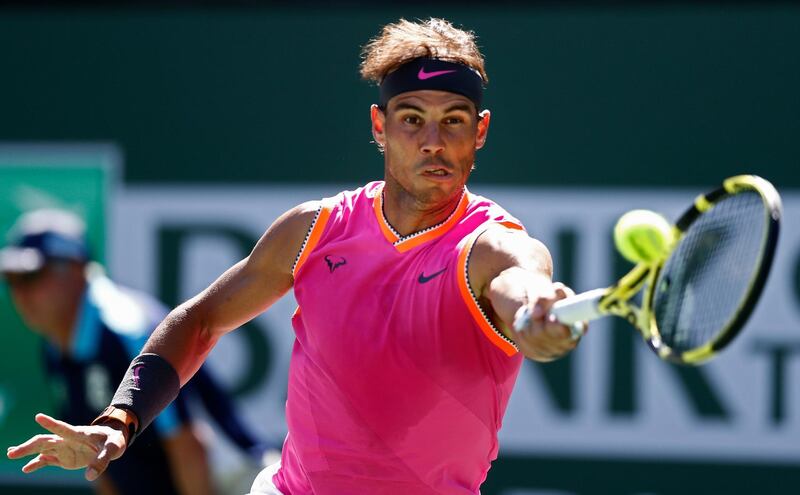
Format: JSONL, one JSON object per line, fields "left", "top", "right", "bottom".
{"left": 554, "top": 175, "right": 782, "bottom": 365}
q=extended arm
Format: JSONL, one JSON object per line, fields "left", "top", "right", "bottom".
{"left": 468, "top": 227, "right": 580, "bottom": 361}
{"left": 142, "top": 200, "right": 320, "bottom": 382}
{"left": 7, "top": 201, "right": 320, "bottom": 481}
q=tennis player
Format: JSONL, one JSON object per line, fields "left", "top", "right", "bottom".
{"left": 7, "top": 18, "right": 581, "bottom": 494}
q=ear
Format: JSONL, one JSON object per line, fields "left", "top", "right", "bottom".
{"left": 370, "top": 104, "right": 386, "bottom": 147}
{"left": 475, "top": 109, "right": 491, "bottom": 150}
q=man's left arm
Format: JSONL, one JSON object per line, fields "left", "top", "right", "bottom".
{"left": 468, "top": 227, "right": 580, "bottom": 361}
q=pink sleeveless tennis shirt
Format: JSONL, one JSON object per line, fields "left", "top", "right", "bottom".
{"left": 274, "top": 181, "right": 525, "bottom": 494}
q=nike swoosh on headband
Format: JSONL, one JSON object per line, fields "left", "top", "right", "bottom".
{"left": 417, "top": 68, "right": 457, "bottom": 80}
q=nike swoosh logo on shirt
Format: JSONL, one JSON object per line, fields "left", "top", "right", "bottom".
{"left": 418, "top": 267, "right": 447, "bottom": 284}
{"left": 417, "top": 68, "right": 457, "bottom": 80}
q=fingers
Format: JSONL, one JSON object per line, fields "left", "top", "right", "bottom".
{"left": 552, "top": 281, "right": 575, "bottom": 300}
{"left": 531, "top": 282, "right": 576, "bottom": 320}
{"left": 549, "top": 282, "right": 587, "bottom": 339}
{"left": 7, "top": 434, "right": 61, "bottom": 459}
{"left": 86, "top": 440, "right": 121, "bottom": 481}
{"left": 530, "top": 296, "right": 556, "bottom": 325}
{"left": 514, "top": 312, "right": 575, "bottom": 360}
{"left": 8, "top": 415, "right": 123, "bottom": 478}
{"left": 21, "top": 454, "right": 60, "bottom": 474}
{"left": 35, "top": 413, "right": 79, "bottom": 439}
{"left": 513, "top": 281, "right": 581, "bottom": 361}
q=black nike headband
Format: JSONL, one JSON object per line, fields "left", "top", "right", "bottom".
{"left": 378, "top": 58, "right": 484, "bottom": 110}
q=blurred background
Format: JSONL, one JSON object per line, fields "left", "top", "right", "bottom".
{"left": 1, "top": 1, "right": 798, "bottom": 494}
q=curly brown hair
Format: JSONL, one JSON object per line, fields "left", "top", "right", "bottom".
{"left": 360, "top": 18, "right": 488, "bottom": 84}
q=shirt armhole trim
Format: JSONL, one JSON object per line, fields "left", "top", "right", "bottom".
{"left": 292, "top": 202, "right": 333, "bottom": 279}
{"left": 456, "top": 223, "right": 524, "bottom": 357}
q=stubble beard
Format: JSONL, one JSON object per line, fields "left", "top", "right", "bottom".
{"left": 384, "top": 147, "right": 475, "bottom": 208}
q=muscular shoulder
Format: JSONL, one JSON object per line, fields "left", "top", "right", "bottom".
{"left": 273, "top": 200, "right": 323, "bottom": 239}
{"left": 245, "top": 200, "right": 322, "bottom": 279}
{"left": 468, "top": 227, "right": 553, "bottom": 298}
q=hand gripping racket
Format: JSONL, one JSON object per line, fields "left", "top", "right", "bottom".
{"left": 515, "top": 175, "right": 782, "bottom": 365}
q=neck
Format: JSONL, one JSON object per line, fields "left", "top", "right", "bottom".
{"left": 381, "top": 180, "right": 464, "bottom": 237}
{"left": 48, "top": 280, "right": 86, "bottom": 354}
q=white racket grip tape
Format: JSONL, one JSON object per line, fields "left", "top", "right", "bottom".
{"left": 550, "top": 288, "right": 607, "bottom": 325}
{"left": 514, "top": 289, "right": 605, "bottom": 340}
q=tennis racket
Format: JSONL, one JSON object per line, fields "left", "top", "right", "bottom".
{"left": 516, "top": 175, "right": 782, "bottom": 365}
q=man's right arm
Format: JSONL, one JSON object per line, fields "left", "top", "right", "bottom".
{"left": 6, "top": 201, "right": 321, "bottom": 480}
{"left": 141, "top": 200, "right": 321, "bottom": 384}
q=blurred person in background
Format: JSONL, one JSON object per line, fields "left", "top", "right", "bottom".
{"left": 1, "top": 208, "right": 271, "bottom": 495}
{"left": 7, "top": 18, "right": 581, "bottom": 495}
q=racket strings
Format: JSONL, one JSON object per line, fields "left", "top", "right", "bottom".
{"left": 653, "top": 191, "right": 766, "bottom": 352}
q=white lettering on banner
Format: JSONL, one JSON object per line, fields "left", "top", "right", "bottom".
{"left": 111, "top": 185, "right": 800, "bottom": 465}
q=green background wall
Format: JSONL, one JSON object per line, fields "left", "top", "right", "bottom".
{"left": 1, "top": 3, "right": 797, "bottom": 187}
{"left": 0, "top": 160, "right": 110, "bottom": 494}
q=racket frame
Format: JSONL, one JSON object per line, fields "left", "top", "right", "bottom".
{"left": 548, "top": 174, "right": 781, "bottom": 365}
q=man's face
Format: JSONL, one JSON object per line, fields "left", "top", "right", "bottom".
{"left": 371, "top": 90, "right": 491, "bottom": 206}
{"left": 3, "top": 262, "right": 80, "bottom": 334}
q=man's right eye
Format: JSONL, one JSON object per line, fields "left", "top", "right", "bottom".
{"left": 403, "top": 116, "right": 421, "bottom": 125}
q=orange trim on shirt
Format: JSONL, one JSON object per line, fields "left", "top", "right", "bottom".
{"left": 372, "top": 189, "right": 400, "bottom": 244}
{"left": 499, "top": 221, "right": 525, "bottom": 232}
{"left": 372, "top": 184, "right": 470, "bottom": 253}
{"left": 293, "top": 205, "right": 332, "bottom": 278}
{"left": 395, "top": 193, "right": 469, "bottom": 253}
{"left": 456, "top": 230, "right": 519, "bottom": 357}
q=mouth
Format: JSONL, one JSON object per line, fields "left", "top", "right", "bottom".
{"left": 422, "top": 167, "right": 452, "bottom": 177}
{"left": 419, "top": 161, "right": 455, "bottom": 179}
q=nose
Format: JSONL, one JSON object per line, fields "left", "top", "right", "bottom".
{"left": 420, "top": 123, "right": 445, "bottom": 155}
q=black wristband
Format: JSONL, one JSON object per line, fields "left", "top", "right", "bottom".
{"left": 110, "top": 353, "right": 180, "bottom": 443}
